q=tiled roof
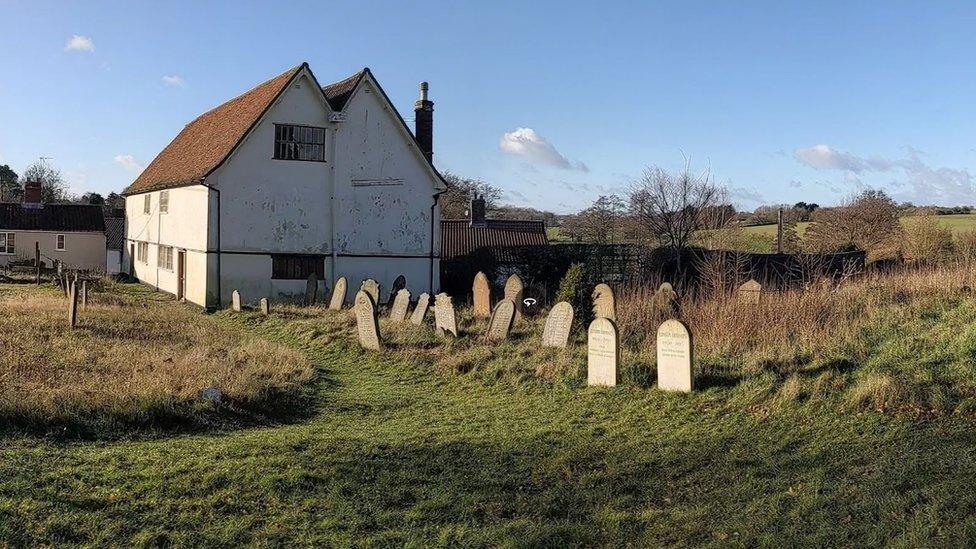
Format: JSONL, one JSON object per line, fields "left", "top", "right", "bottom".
{"left": 322, "top": 70, "right": 366, "bottom": 111}
{"left": 440, "top": 219, "right": 549, "bottom": 259}
{"left": 104, "top": 217, "right": 125, "bottom": 249}
{"left": 0, "top": 203, "right": 106, "bottom": 232}
{"left": 123, "top": 64, "right": 304, "bottom": 196}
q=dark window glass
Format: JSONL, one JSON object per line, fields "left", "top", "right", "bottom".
{"left": 273, "top": 124, "right": 326, "bottom": 162}
{"left": 271, "top": 254, "right": 325, "bottom": 280}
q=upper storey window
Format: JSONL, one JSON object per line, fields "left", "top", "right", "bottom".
{"left": 274, "top": 124, "right": 326, "bottom": 162}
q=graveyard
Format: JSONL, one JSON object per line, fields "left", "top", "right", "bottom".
{"left": 5, "top": 261, "right": 976, "bottom": 545}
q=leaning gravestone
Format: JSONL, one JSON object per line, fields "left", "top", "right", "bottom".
{"left": 504, "top": 274, "right": 525, "bottom": 321}
{"left": 329, "top": 276, "right": 348, "bottom": 310}
{"left": 542, "top": 301, "right": 574, "bottom": 348}
{"left": 587, "top": 317, "right": 619, "bottom": 386}
{"left": 473, "top": 271, "right": 492, "bottom": 318}
{"left": 389, "top": 275, "right": 406, "bottom": 307}
{"left": 361, "top": 279, "right": 381, "bottom": 307}
{"left": 389, "top": 288, "right": 411, "bottom": 322}
{"left": 305, "top": 273, "right": 318, "bottom": 305}
{"left": 656, "top": 319, "right": 693, "bottom": 392}
{"left": 592, "top": 283, "right": 616, "bottom": 321}
{"left": 484, "top": 299, "right": 516, "bottom": 342}
{"left": 231, "top": 290, "right": 242, "bottom": 312}
{"left": 434, "top": 293, "right": 458, "bottom": 336}
{"left": 260, "top": 298, "right": 270, "bottom": 316}
{"left": 355, "top": 290, "right": 382, "bottom": 351}
{"left": 410, "top": 292, "right": 431, "bottom": 325}
{"left": 737, "top": 279, "right": 762, "bottom": 305}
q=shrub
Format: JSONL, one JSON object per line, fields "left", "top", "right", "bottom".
{"left": 902, "top": 213, "right": 952, "bottom": 263}
{"left": 555, "top": 263, "right": 592, "bottom": 328}
{"left": 955, "top": 229, "right": 976, "bottom": 263}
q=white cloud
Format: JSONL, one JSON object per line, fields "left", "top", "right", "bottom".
{"left": 161, "top": 75, "right": 186, "bottom": 87}
{"left": 499, "top": 127, "right": 588, "bottom": 172}
{"left": 64, "top": 35, "right": 95, "bottom": 52}
{"left": 793, "top": 144, "right": 893, "bottom": 173}
{"left": 113, "top": 154, "right": 144, "bottom": 174}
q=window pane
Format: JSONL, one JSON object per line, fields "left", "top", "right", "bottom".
{"left": 8, "top": 233, "right": 14, "bottom": 253}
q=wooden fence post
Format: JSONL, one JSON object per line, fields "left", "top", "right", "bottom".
{"left": 35, "top": 242, "right": 41, "bottom": 285}
{"left": 68, "top": 279, "right": 79, "bottom": 328}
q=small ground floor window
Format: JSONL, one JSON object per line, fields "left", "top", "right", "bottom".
{"left": 158, "top": 246, "right": 174, "bottom": 271}
{"left": 0, "top": 232, "right": 14, "bottom": 254}
{"left": 272, "top": 254, "right": 325, "bottom": 280}
{"left": 56, "top": 234, "right": 65, "bottom": 251}
{"left": 137, "top": 242, "right": 149, "bottom": 263}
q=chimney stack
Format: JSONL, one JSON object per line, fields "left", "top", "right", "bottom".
{"left": 414, "top": 81, "right": 434, "bottom": 163}
{"left": 23, "top": 180, "right": 42, "bottom": 205}
{"left": 470, "top": 193, "right": 486, "bottom": 227}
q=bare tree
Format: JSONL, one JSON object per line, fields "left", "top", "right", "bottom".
{"left": 440, "top": 172, "right": 503, "bottom": 219}
{"left": 22, "top": 159, "right": 69, "bottom": 203}
{"left": 805, "top": 189, "right": 902, "bottom": 260}
{"left": 562, "top": 194, "right": 626, "bottom": 244}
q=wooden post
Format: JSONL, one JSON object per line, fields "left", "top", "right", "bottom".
{"left": 776, "top": 208, "right": 784, "bottom": 254}
{"left": 35, "top": 242, "right": 41, "bottom": 285}
{"left": 68, "top": 279, "right": 79, "bottom": 328}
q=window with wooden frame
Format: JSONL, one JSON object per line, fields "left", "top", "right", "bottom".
{"left": 271, "top": 254, "right": 325, "bottom": 280}
{"left": 143, "top": 194, "right": 151, "bottom": 214}
{"left": 159, "top": 191, "right": 169, "bottom": 214}
{"left": 273, "top": 124, "right": 326, "bottom": 162}
{"left": 137, "top": 242, "right": 149, "bottom": 263}
{"left": 157, "top": 245, "right": 174, "bottom": 271}
{"left": 56, "top": 234, "right": 65, "bottom": 251}
{"left": 0, "top": 232, "right": 14, "bottom": 254}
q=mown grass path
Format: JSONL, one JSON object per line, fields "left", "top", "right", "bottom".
{"left": 3, "top": 300, "right": 976, "bottom": 546}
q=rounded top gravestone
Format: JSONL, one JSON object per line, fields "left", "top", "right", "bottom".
{"left": 355, "top": 290, "right": 382, "bottom": 350}
{"left": 587, "top": 317, "right": 619, "bottom": 386}
{"left": 592, "top": 283, "right": 616, "bottom": 321}
{"left": 541, "top": 301, "right": 574, "bottom": 348}
{"left": 410, "top": 292, "right": 431, "bottom": 325}
{"left": 473, "top": 271, "right": 492, "bottom": 318}
{"left": 504, "top": 274, "right": 524, "bottom": 320}
{"left": 389, "top": 288, "right": 411, "bottom": 322}
{"left": 434, "top": 292, "right": 458, "bottom": 337}
{"left": 389, "top": 275, "right": 407, "bottom": 307}
{"left": 361, "top": 279, "right": 381, "bottom": 306}
{"left": 484, "top": 299, "right": 516, "bottom": 342}
{"left": 656, "top": 319, "right": 693, "bottom": 392}
{"left": 329, "top": 277, "right": 348, "bottom": 310}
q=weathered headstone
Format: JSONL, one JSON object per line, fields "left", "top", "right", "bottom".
{"left": 542, "top": 301, "right": 574, "bottom": 348}
{"left": 355, "top": 290, "right": 382, "bottom": 350}
{"left": 434, "top": 293, "right": 458, "bottom": 336}
{"left": 260, "top": 298, "right": 270, "bottom": 315}
{"left": 484, "top": 299, "right": 516, "bottom": 342}
{"left": 305, "top": 273, "right": 318, "bottom": 305}
{"left": 737, "top": 279, "right": 762, "bottom": 305}
{"left": 504, "top": 274, "right": 524, "bottom": 321}
{"left": 329, "top": 276, "right": 347, "bottom": 310}
{"left": 389, "top": 288, "right": 411, "bottom": 322}
{"left": 231, "top": 290, "right": 241, "bottom": 312}
{"left": 656, "top": 319, "right": 693, "bottom": 392}
{"left": 587, "top": 317, "right": 619, "bottom": 386}
{"left": 81, "top": 280, "right": 88, "bottom": 309}
{"left": 389, "top": 275, "right": 406, "bottom": 307}
{"left": 361, "top": 279, "right": 381, "bottom": 307}
{"left": 67, "top": 279, "right": 79, "bottom": 329}
{"left": 473, "top": 271, "right": 492, "bottom": 318}
{"left": 410, "top": 292, "right": 431, "bottom": 325}
{"left": 592, "top": 283, "right": 616, "bottom": 321}
{"left": 653, "top": 282, "right": 678, "bottom": 314}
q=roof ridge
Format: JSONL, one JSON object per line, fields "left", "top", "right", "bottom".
{"left": 187, "top": 64, "right": 304, "bottom": 125}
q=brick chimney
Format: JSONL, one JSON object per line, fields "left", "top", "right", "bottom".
{"left": 414, "top": 81, "right": 433, "bottom": 163}
{"left": 23, "top": 180, "right": 42, "bottom": 205}
{"left": 470, "top": 194, "right": 486, "bottom": 227}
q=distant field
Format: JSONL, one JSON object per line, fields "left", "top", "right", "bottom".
{"left": 744, "top": 213, "right": 976, "bottom": 238}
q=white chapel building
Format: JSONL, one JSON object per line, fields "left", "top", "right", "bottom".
{"left": 123, "top": 63, "right": 446, "bottom": 309}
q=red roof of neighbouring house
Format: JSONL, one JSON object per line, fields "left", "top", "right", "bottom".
{"left": 0, "top": 203, "right": 106, "bottom": 232}
{"left": 440, "top": 219, "right": 548, "bottom": 259}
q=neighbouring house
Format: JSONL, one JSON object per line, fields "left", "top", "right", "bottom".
{"left": 0, "top": 180, "right": 107, "bottom": 272}
{"left": 104, "top": 215, "right": 124, "bottom": 274}
{"left": 440, "top": 195, "right": 549, "bottom": 260}
{"left": 122, "top": 62, "right": 447, "bottom": 308}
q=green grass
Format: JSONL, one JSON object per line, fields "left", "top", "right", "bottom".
{"left": 5, "top": 282, "right": 976, "bottom": 545}
{"left": 745, "top": 213, "right": 976, "bottom": 239}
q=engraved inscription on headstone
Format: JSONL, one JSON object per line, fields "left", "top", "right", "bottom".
{"left": 355, "top": 290, "right": 382, "bottom": 350}
{"left": 484, "top": 299, "right": 516, "bottom": 342}
{"left": 389, "top": 288, "right": 411, "bottom": 322}
{"left": 473, "top": 271, "right": 492, "bottom": 318}
{"left": 656, "top": 319, "right": 693, "bottom": 392}
{"left": 587, "top": 317, "right": 619, "bottom": 386}
{"left": 361, "top": 279, "right": 381, "bottom": 307}
{"left": 434, "top": 293, "right": 458, "bottom": 337}
{"left": 231, "top": 290, "right": 241, "bottom": 312}
{"left": 504, "top": 274, "right": 524, "bottom": 321}
{"left": 592, "top": 283, "right": 616, "bottom": 321}
{"left": 737, "top": 279, "right": 762, "bottom": 305}
{"left": 329, "top": 276, "right": 348, "bottom": 310}
{"left": 542, "top": 301, "right": 574, "bottom": 348}
{"left": 305, "top": 273, "right": 318, "bottom": 305}
{"left": 410, "top": 292, "right": 431, "bottom": 325}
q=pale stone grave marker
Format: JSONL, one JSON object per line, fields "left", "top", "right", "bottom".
{"left": 81, "top": 280, "right": 88, "bottom": 309}
{"left": 653, "top": 282, "right": 677, "bottom": 314}
{"left": 389, "top": 288, "right": 411, "bottom": 322}
{"left": 484, "top": 299, "right": 516, "bottom": 342}
{"left": 361, "top": 279, "right": 381, "bottom": 307}
{"left": 587, "top": 317, "right": 619, "bottom": 386}
{"left": 389, "top": 275, "right": 406, "bottom": 307}
{"left": 656, "top": 319, "right": 693, "bottom": 392}
{"left": 541, "top": 301, "right": 574, "bottom": 348}
{"left": 592, "top": 283, "right": 616, "bottom": 321}
{"left": 260, "top": 298, "right": 270, "bottom": 316}
{"left": 434, "top": 293, "right": 458, "bottom": 336}
{"left": 329, "top": 276, "right": 347, "bottom": 310}
{"left": 410, "top": 292, "right": 430, "bottom": 325}
{"left": 504, "top": 274, "right": 524, "bottom": 321}
{"left": 473, "top": 271, "right": 491, "bottom": 318}
{"left": 231, "top": 290, "right": 242, "bottom": 312}
{"left": 305, "top": 273, "right": 318, "bottom": 305}
{"left": 355, "top": 290, "right": 382, "bottom": 350}
{"left": 737, "top": 279, "right": 762, "bottom": 305}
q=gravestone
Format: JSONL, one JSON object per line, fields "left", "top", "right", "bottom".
{"left": 653, "top": 282, "right": 677, "bottom": 314}
{"left": 484, "top": 299, "right": 516, "bottom": 342}
{"left": 81, "top": 280, "right": 88, "bottom": 309}
{"left": 231, "top": 290, "right": 242, "bottom": 312}
{"left": 656, "top": 319, "right": 693, "bottom": 392}
{"left": 542, "top": 301, "right": 574, "bottom": 348}
{"left": 389, "top": 275, "right": 406, "bottom": 307}
{"left": 260, "top": 298, "right": 270, "bottom": 315}
{"left": 361, "top": 279, "right": 381, "bottom": 307}
{"left": 434, "top": 293, "right": 458, "bottom": 336}
{"left": 473, "top": 272, "right": 492, "bottom": 318}
{"left": 67, "top": 279, "right": 78, "bottom": 329}
{"left": 390, "top": 288, "right": 411, "bottom": 322}
{"left": 329, "top": 276, "right": 347, "bottom": 310}
{"left": 592, "top": 283, "right": 616, "bottom": 321}
{"left": 587, "top": 317, "right": 619, "bottom": 386}
{"left": 503, "top": 274, "right": 524, "bottom": 321}
{"left": 355, "top": 290, "right": 382, "bottom": 350}
{"left": 737, "top": 279, "right": 762, "bottom": 305}
{"left": 305, "top": 273, "right": 318, "bottom": 305}
{"left": 410, "top": 292, "right": 431, "bottom": 325}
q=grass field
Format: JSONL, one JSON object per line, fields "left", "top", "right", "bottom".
{"left": 5, "top": 278, "right": 976, "bottom": 544}
{"left": 744, "top": 213, "right": 976, "bottom": 238}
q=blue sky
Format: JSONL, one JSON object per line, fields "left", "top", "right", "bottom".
{"left": 2, "top": 1, "right": 976, "bottom": 213}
